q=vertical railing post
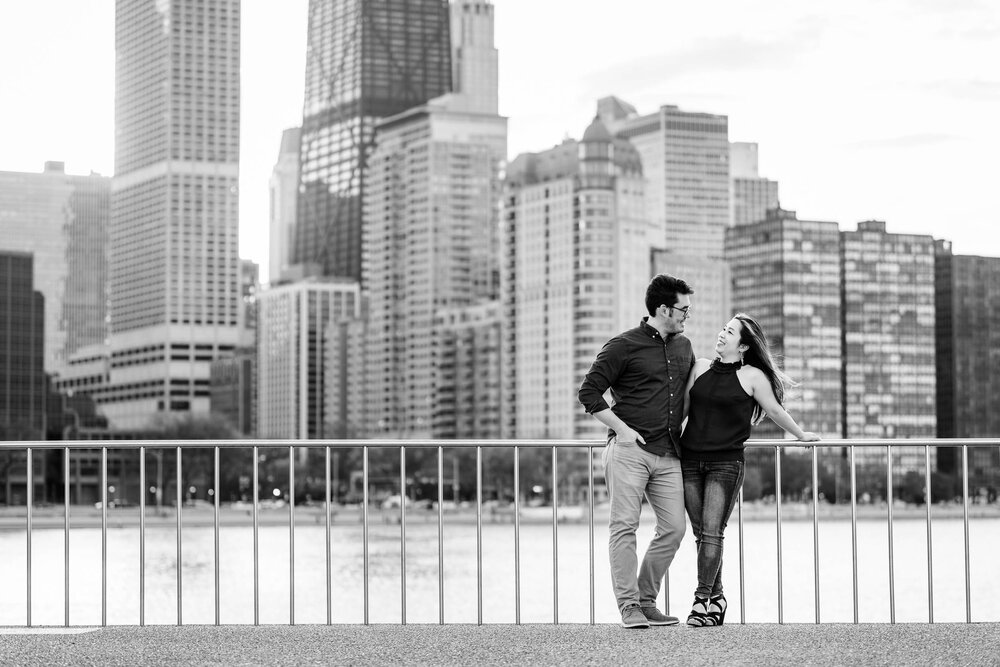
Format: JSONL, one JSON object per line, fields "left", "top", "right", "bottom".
{"left": 400, "top": 445, "right": 407, "bottom": 625}
{"left": 363, "top": 445, "right": 370, "bottom": 625}
{"left": 325, "top": 446, "right": 332, "bottom": 626}
{"left": 924, "top": 445, "right": 934, "bottom": 623}
{"left": 850, "top": 446, "right": 858, "bottom": 624}
{"left": 812, "top": 446, "right": 820, "bottom": 624}
{"left": 588, "top": 444, "right": 595, "bottom": 626}
{"left": 139, "top": 447, "right": 146, "bottom": 627}
{"left": 551, "top": 446, "right": 559, "bottom": 625}
{"left": 438, "top": 446, "right": 445, "bottom": 625}
{"left": 962, "top": 445, "right": 971, "bottom": 623}
{"left": 214, "top": 446, "right": 221, "bottom": 626}
{"left": 27, "top": 447, "right": 33, "bottom": 628}
{"left": 102, "top": 447, "right": 108, "bottom": 627}
{"left": 253, "top": 445, "right": 259, "bottom": 626}
{"left": 64, "top": 447, "right": 70, "bottom": 628}
{"left": 887, "top": 446, "right": 895, "bottom": 624}
{"left": 738, "top": 485, "right": 745, "bottom": 624}
{"left": 289, "top": 445, "right": 295, "bottom": 626}
{"left": 176, "top": 446, "right": 183, "bottom": 626}
{"left": 514, "top": 445, "right": 521, "bottom": 625}
{"left": 476, "top": 445, "right": 483, "bottom": 626}
{"left": 775, "top": 445, "right": 783, "bottom": 624}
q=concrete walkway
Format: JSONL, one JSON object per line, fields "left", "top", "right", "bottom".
{"left": 1, "top": 623, "right": 998, "bottom": 666}
{"left": 0, "top": 623, "right": 1000, "bottom": 666}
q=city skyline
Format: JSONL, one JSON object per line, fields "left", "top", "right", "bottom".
{"left": 1, "top": 0, "right": 998, "bottom": 285}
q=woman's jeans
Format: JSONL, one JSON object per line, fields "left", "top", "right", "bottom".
{"left": 681, "top": 459, "right": 745, "bottom": 600}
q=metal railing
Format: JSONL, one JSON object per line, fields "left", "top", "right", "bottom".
{"left": 1, "top": 438, "right": 998, "bottom": 626}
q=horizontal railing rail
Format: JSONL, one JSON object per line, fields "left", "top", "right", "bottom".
{"left": 0, "top": 438, "right": 997, "bottom": 627}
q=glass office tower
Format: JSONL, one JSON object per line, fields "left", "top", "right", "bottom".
{"left": 295, "top": 0, "right": 452, "bottom": 281}
{"left": 0, "top": 163, "right": 110, "bottom": 375}
{"left": 935, "top": 241, "right": 1000, "bottom": 488}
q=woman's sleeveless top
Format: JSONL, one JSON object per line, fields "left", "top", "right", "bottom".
{"left": 680, "top": 360, "right": 755, "bottom": 462}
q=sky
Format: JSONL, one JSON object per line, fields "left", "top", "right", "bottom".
{"left": 1, "top": 0, "right": 998, "bottom": 284}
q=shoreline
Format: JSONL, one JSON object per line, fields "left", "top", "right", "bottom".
{"left": 2, "top": 501, "right": 998, "bottom": 531}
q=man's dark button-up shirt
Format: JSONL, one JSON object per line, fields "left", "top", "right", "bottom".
{"left": 578, "top": 318, "right": 695, "bottom": 457}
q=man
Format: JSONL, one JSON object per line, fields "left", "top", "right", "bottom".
{"left": 578, "top": 274, "right": 695, "bottom": 628}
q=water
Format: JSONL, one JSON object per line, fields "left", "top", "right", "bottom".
{"left": 1, "top": 513, "right": 997, "bottom": 625}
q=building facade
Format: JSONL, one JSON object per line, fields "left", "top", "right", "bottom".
{"left": 725, "top": 208, "right": 843, "bottom": 440}
{"left": 0, "top": 162, "right": 110, "bottom": 375}
{"left": 435, "top": 302, "right": 502, "bottom": 439}
{"left": 268, "top": 127, "right": 301, "bottom": 285}
{"left": 257, "top": 279, "right": 362, "bottom": 439}
{"left": 501, "top": 118, "right": 653, "bottom": 440}
{"left": 209, "top": 348, "right": 256, "bottom": 437}
{"left": 730, "top": 142, "right": 779, "bottom": 226}
{"left": 101, "top": 0, "right": 242, "bottom": 429}
{"left": 362, "top": 99, "right": 505, "bottom": 438}
{"left": 935, "top": 241, "right": 1000, "bottom": 487}
{"left": 842, "top": 221, "right": 937, "bottom": 472}
{"left": 294, "top": 0, "right": 453, "bottom": 281}
{"left": 650, "top": 250, "right": 731, "bottom": 360}
{"left": 0, "top": 252, "right": 46, "bottom": 441}
{"left": 599, "top": 96, "right": 730, "bottom": 258}
{"left": 361, "top": 1, "right": 504, "bottom": 438}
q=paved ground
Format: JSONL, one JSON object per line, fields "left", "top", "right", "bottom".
{"left": 1, "top": 623, "right": 999, "bottom": 666}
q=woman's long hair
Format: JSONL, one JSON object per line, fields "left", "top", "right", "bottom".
{"left": 734, "top": 312, "right": 798, "bottom": 425}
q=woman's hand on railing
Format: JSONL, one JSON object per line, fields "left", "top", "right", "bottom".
{"left": 797, "top": 432, "right": 820, "bottom": 442}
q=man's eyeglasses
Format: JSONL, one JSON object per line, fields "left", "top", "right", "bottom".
{"left": 668, "top": 305, "right": 691, "bottom": 317}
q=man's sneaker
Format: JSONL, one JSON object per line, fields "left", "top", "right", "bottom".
{"left": 620, "top": 604, "right": 650, "bottom": 629}
{"left": 640, "top": 605, "right": 679, "bottom": 626}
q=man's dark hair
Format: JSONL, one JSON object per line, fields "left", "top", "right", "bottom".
{"left": 645, "top": 274, "right": 693, "bottom": 316}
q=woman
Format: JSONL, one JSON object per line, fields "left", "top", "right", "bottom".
{"left": 680, "top": 313, "right": 819, "bottom": 627}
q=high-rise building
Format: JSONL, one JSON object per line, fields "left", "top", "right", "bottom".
{"left": 435, "top": 302, "right": 502, "bottom": 439}
{"left": 101, "top": 0, "right": 242, "bottom": 429}
{"left": 257, "top": 279, "right": 362, "bottom": 439}
{"left": 598, "top": 96, "right": 732, "bottom": 359}
{"left": 361, "top": 1, "right": 503, "bottom": 438}
{"left": 0, "top": 252, "right": 46, "bottom": 440}
{"left": 444, "top": 1, "right": 498, "bottom": 115}
{"left": 0, "top": 162, "right": 110, "bottom": 374}
{"left": 598, "top": 96, "right": 730, "bottom": 258}
{"left": 725, "top": 208, "right": 843, "bottom": 439}
{"left": 324, "top": 317, "right": 367, "bottom": 439}
{"left": 295, "top": 0, "right": 453, "bottom": 281}
{"left": 935, "top": 241, "right": 1000, "bottom": 486}
{"left": 269, "top": 128, "right": 301, "bottom": 285}
{"left": 209, "top": 348, "right": 255, "bottom": 437}
{"left": 730, "top": 142, "right": 779, "bottom": 226}
{"left": 501, "top": 118, "right": 653, "bottom": 439}
{"left": 650, "top": 250, "right": 731, "bottom": 360}
{"left": 842, "top": 221, "right": 936, "bottom": 473}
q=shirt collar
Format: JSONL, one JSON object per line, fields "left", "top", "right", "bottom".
{"left": 640, "top": 316, "right": 675, "bottom": 341}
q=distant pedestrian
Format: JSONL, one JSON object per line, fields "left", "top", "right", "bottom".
{"left": 578, "top": 274, "right": 695, "bottom": 629}
{"left": 680, "top": 312, "right": 819, "bottom": 626}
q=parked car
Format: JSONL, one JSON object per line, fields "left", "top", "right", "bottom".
{"left": 380, "top": 494, "right": 411, "bottom": 509}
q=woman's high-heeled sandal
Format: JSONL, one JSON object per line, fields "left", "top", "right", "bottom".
{"left": 686, "top": 597, "right": 710, "bottom": 627}
{"left": 706, "top": 594, "right": 727, "bottom": 626}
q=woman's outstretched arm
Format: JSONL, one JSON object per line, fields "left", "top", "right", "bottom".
{"left": 746, "top": 368, "right": 819, "bottom": 441}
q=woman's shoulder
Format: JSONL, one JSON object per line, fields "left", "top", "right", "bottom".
{"left": 689, "top": 358, "right": 712, "bottom": 381}
{"left": 692, "top": 357, "right": 713, "bottom": 373}
{"left": 737, "top": 363, "right": 767, "bottom": 383}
